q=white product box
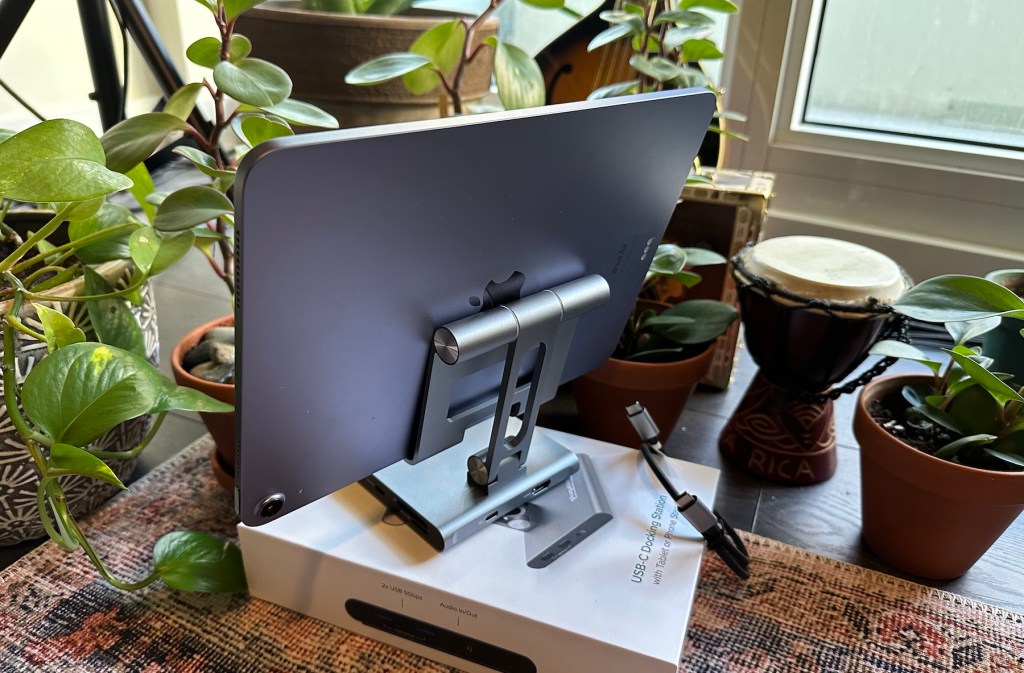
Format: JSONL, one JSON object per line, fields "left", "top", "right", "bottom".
{"left": 239, "top": 427, "right": 719, "bottom": 673}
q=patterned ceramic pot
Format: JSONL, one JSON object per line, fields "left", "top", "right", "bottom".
{"left": 0, "top": 262, "right": 159, "bottom": 545}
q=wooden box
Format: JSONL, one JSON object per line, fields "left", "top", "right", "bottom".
{"left": 657, "top": 169, "right": 775, "bottom": 389}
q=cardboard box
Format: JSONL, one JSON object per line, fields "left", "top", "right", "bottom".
{"left": 658, "top": 169, "right": 775, "bottom": 389}
{"left": 240, "top": 425, "right": 719, "bottom": 673}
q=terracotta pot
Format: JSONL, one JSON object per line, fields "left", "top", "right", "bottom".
{"left": 572, "top": 343, "right": 715, "bottom": 448}
{"left": 854, "top": 374, "right": 1024, "bottom": 579}
{"left": 171, "top": 316, "right": 235, "bottom": 490}
{"left": 236, "top": 2, "right": 498, "bottom": 128}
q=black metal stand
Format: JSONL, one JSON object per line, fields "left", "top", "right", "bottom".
{"left": 0, "top": 0, "right": 208, "bottom": 134}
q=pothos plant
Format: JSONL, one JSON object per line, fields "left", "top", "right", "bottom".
{"left": 99, "top": 0, "right": 338, "bottom": 297}
{"left": 616, "top": 243, "right": 737, "bottom": 362}
{"left": 0, "top": 120, "right": 243, "bottom": 592}
{"left": 586, "top": 0, "right": 746, "bottom": 177}
{"left": 869, "top": 274, "right": 1024, "bottom": 471}
{"left": 345, "top": 0, "right": 577, "bottom": 114}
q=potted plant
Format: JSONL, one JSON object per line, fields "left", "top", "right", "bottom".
{"left": 571, "top": 243, "right": 737, "bottom": 447}
{"left": 858, "top": 274, "right": 1024, "bottom": 579}
{"left": 344, "top": 0, "right": 571, "bottom": 115}
{"left": 235, "top": 0, "right": 499, "bottom": 127}
{"left": 0, "top": 120, "right": 243, "bottom": 592}
{"left": 97, "top": 0, "right": 339, "bottom": 487}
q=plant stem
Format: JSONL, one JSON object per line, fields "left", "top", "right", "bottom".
{"left": 23, "top": 276, "right": 147, "bottom": 303}
{"left": 0, "top": 205, "right": 73, "bottom": 273}
{"left": 89, "top": 411, "right": 167, "bottom": 461}
{"left": 62, "top": 496, "right": 161, "bottom": 591}
{"left": 450, "top": 1, "right": 500, "bottom": 115}
{"left": 1, "top": 308, "right": 52, "bottom": 453}
{"left": 10, "top": 223, "right": 135, "bottom": 275}
{"left": 4, "top": 313, "right": 46, "bottom": 342}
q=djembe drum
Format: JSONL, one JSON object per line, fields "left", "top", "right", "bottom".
{"left": 719, "top": 236, "right": 911, "bottom": 484}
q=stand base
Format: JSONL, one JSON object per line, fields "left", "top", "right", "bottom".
{"left": 363, "top": 420, "right": 580, "bottom": 551}
{"left": 719, "top": 371, "right": 837, "bottom": 484}
{"left": 239, "top": 428, "right": 720, "bottom": 673}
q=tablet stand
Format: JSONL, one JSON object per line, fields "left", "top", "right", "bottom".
{"left": 361, "top": 275, "right": 610, "bottom": 551}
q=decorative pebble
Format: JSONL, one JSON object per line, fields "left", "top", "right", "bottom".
{"left": 190, "top": 361, "right": 234, "bottom": 384}
{"left": 210, "top": 342, "right": 235, "bottom": 366}
{"left": 201, "top": 326, "right": 235, "bottom": 344}
{"left": 182, "top": 340, "right": 215, "bottom": 371}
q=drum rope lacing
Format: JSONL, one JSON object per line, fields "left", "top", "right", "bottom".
{"left": 731, "top": 252, "right": 911, "bottom": 405}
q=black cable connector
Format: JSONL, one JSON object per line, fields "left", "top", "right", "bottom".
{"left": 626, "top": 403, "right": 750, "bottom": 580}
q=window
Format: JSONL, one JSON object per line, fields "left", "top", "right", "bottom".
{"left": 722, "top": 0, "right": 1024, "bottom": 280}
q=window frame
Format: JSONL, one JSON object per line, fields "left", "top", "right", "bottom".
{"left": 721, "top": 0, "right": 1024, "bottom": 276}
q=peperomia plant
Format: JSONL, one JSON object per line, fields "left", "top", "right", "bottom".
{"left": 870, "top": 274, "right": 1024, "bottom": 470}
{"left": 0, "top": 119, "right": 244, "bottom": 591}
{"left": 616, "top": 243, "right": 737, "bottom": 362}
{"left": 585, "top": 0, "right": 745, "bottom": 177}
{"left": 345, "top": 0, "right": 573, "bottom": 115}
{"left": 98, "top": 0, "right": 338, "bottom": 298}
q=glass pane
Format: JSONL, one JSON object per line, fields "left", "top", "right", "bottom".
{"left": 803, "top": 0, "right": 1024, "bottom": 151}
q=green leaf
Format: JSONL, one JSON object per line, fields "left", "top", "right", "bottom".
{"left": 587, "top": 23, "right": 638, "bottom": 52}
{"left": 152, "top": 385, "right": 233, "bottom": 413}
{"left": 34, "top": 304, "right": 86, "bottom": 352}
{"left": 664, "top": 26, "right": 713, "bottom": 50}
{"left": 518, "top": 0, "right": 563, "bottom": 7}
{"left": 191, "top": 0, "right": 217, "bottom": 12}
{"left": 84, "top": 268, "right": 147, "bottom": 358}
{"left": 912, "top": 402, "right": 965, "bottom": 435}
{"left": 154, "top": 531, "right": 247, "bottom": 592}
{"left": 186, "top": 35, "right": 252, "bottom": 69}
{"left": 945, "top": 348, "right": 1024, "bottom": 406}
{"left": 124, "top": 161, "right": 157, "bottom": 222}
{"left": 654, "top": 9, "right": 715, "bottom": 26}
{"left": 100, "top": 113, "right": 188, "bottom": 174}
{"left": 259, "top": 99, "right": 338, "bottom": 128}
{"left": 164, "top": 83, "right": 204, "bottom": 121}
{"left": 403, "top": 21, "right": 466, "bottom": 95}
{"left": 0, "top": 120, "right": 131, "bottom": 202}
{"left": 629, "top": 54, "right": 684, "bottom": 82}
{"left": 900, "top": 383, "right": 930, "bottom": 407}
{"left": 945, "top": 315, "right": 1001, "bottom": 346}
{"left": 990, "top": 430, "right": 1024, "bottom": 456}
{"left": 186, "top": 37, "right": 223, "bottom": 69}
{"left": 947, "top": 383, "right": 1003, "bottom": 435}
{"left": 984, "top": 448, "right": 1024, "bottom": 468}
{"left": 49, "top": 442, "right": 126, "bottom": 490}
{"left": 61, "top": 196, "right": 106, "bottom": 222}
{"left": 682, "top": 247, "right": 727, "bottom": 267}
{"left": 68, "top": 202, "right": 136, "bottom": 263}
{"left": 894, "top": 275, "right": 1024, "bottom": 323}
{"left": 172, "top": 147, "right": 236, "bottom": 180}
{"left": 868, "top": 339, "right": 942, "bottom": 373}
{"left": 345, "top": 53, "right": 433, "bottom": 85}
{"left": 130, "top": 226, "right": 195, "bottom": 276}
{"left": 681, "top": 38, "right": 723, "bottom": 62}
{"left": 934, "top": 433, "right": 997, "bottom": 459}
{"left": 154, "top": 186, "right": 233, "bottom": 232}
{"left": 237, "top": 115, "right": 294, "bottom": 147}
{"left": 213, "top": 58, "right": 292, "bottom": 107}
{"left": 490, "top": 40, "right": 545, "bottom": 110}
{"left": 22, "top": 342, "right": 163, "bottom": 446}
{"left": 679, "top": 0, "right": 737, "bottom": 12}
{"left": 364, "top": 0, "right": 413, "bottom": 13}
{"left": 587, "top": 80, "right": 640, "bottom": 100}
{"left": 655, "top": 299, "right": 738, "bottom": 344}
{"left": 224, "top": 0, "right": 266, "bottom": 20}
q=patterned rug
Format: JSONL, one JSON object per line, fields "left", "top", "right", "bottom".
{"left": 1, "top": 436, "right": 1021, "bottom": 673}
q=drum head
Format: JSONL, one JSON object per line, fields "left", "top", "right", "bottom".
{"left": 739, "top": 236, "right": 908, "bottom": 305}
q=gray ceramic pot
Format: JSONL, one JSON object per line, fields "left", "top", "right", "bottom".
{"left": 0, "top": 271, "right": 159, "bottom": 545}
